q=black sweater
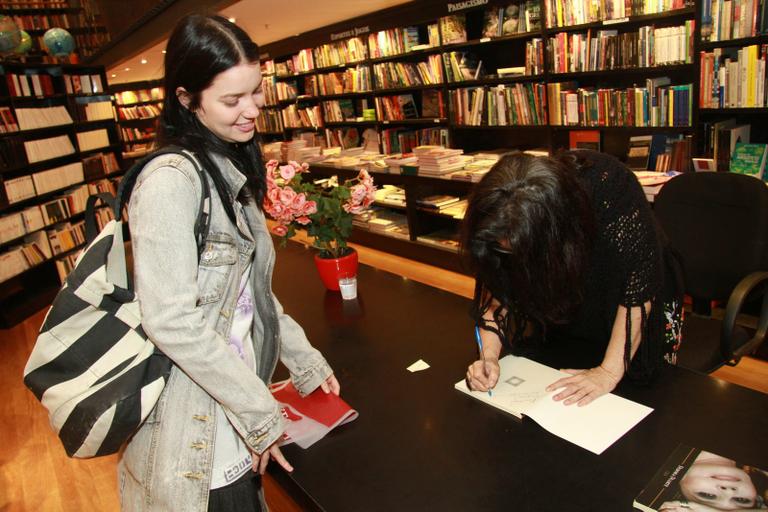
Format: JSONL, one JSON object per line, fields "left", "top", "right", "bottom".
{"left": 511, "top": 150, "right": 665, "bottom": 379}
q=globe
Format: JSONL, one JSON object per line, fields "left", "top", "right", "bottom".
{"left": 14, "top": 30, "right": 31, "bottom": 54}
{"left": 0, "top": 16, "right": 21, "bottom": 53}
{"left": 43, "top": 27, "right": 75, "bottom": 57}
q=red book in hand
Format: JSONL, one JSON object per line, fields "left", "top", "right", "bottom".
{"left": 270, "top": 380, "right": 358, "bottom": 448}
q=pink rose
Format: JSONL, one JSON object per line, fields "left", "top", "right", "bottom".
{"left": 303, "top": 200, "right": 317, "bottom": 215}
{"left": 271, "top": 224, "right": 288, "bottom": 236}
{"left": 268, "top": 187, "right": 281, "bottom": 203}
{"left": 266, "top": 159, "right": 279, "bottom": 172}
{"left": 279, "top": 186, "right": 297, "bottom": 205}
{"left": 290, "top": 193, "right": 306, "bottom": 212}
{"left": 279, "top": 164, "right": 296, "bottom": 182}
{"left": 351, "top": 184, "right": 367, "bottom": 203}
{"left": 295, "top": 216, "right": 311, "bottom": 225}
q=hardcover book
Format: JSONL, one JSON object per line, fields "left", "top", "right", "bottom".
{"left": 634, "top": 444, "right": 768, "bottom": 511}
{"left": 730, "top": 142, "right": 768, "bottom": 180}
{"left": 270, "top": 380, "right": 358, "bottom": 449}
{"left": 455, "top": 355, "right": 653, "bottom": 454}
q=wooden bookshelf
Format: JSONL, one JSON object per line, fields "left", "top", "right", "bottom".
{"left": 109, "top": 78, "right": 163, "bottom": 163}
{"left": 0, "top": 61, "right": 123, "bottom": 326}
{"left": 254, "top": 0, "right": 710, "bottom": 271}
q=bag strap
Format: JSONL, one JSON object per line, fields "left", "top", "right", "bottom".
{"left": 114, "top": 146, "right": 212, "bottom": 254}
{"left": 84, "top": 192, "right": 116, "bottom": 243}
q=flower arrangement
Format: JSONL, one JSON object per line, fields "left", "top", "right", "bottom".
{"left": 263, "top": 159, "right": 376, "bottom": 259}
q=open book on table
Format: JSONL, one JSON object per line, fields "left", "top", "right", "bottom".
{"left": 270, "top": 380, "right": 358, "bottom": 449}
{"left": 633, "top": 444, "right": 768, "bottom": 511}
{"left": 454, "top": 355, "right": 653, "bottom": 455}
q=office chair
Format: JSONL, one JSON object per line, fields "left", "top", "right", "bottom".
{"left": 653, "top": 171, "right": 768, "bottom": 373}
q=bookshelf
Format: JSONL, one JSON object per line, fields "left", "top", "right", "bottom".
{"left": 109, "top": 79, "right": 163, "bottom": 162}
{"left": 256, "top": 0, "right": 710, "bottom": 271}
{"left": 0, "top": 0, "right": 111, "bottom": 62}
{"left": 0, "top": 61, "right": 122, "bottom": 326}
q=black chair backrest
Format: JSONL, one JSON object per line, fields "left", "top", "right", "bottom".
{"left": 654, "top": 172, "right": 768, "bottom": 302}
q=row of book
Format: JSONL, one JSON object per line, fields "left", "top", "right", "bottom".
{"left": 548, "top": 80, "right": 693, "bottom": 127}
{"left": 76, "top": 128, "right": 110, "bottom": 152}
{"left": 545, "top": 0, "right": 692, "bottom": 28}
{"left": 367, "top": 25, "right": 439, "bottom": 59}
{"left": 702, "top": 0, "right": 768, "bottom": 42}
{"left": 256, "top": 109, "right": 284, "bottom": 133}
{"left": 313, "top": 38, "right": 368, "bottom": 69}
{"left": 8, "top": 12, "right": 79, "bottom": 30}
{"left": 546, "top": 23, "right": 695, "bottom": 74}
{"left": 4, "top": 72, "right": 55, "bottom": 98}
{"left": 3, "top": 161, "right": 84, "bottom": 204}
{"left": 273, "top": 80, "right": 298, "bottom": 102}
{"left": 305, "top": 66, "right": 373, "bottom": 96}
{"left": 0, "top": 107, "right": 19, "bottom": 133}
{"left": 121, "top": 126, "right": 155, "bottom": 142}
{"left": 372, "top": 56, "right": 444, "bottom": 89}
{"left": 113, "top": 88, "right": 164, "bottom": 106}
{"left": 76, "top": 99, "right": 114, "bottom": 122}
{"left": 449, "top": 83, "right": 548, "bottom": 127}
{"left": 81, "top": 152, "right": 119, "bottom": 179}
{"left": 381, "top": 127, "right": 448, "bottom": 154}
{"left": 281, "top": 104, "right": 323, "bottom": 129}
{"left": 24, "top": 133, "right": 75, "bottom": 163}
{"left": 13, "top": 105, "right": 71, "bottom": 130}
{"left": 62, "top": 73, "right": 104, "bottom": 95}
{"left": 0, "top": 177, "right": 117, "bottom": 248}
{"left": 699, "top": 44, "right": 767, "bottom": 108}
{"left": 117, "top": 104, "right": 161, "bottom": 120}
{"left": 482, "top": 2, "right": 543, "bottom": 37}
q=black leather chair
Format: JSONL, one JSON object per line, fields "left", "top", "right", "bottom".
{"left": 654, "top": 171, "right": 768, "bottom": 373}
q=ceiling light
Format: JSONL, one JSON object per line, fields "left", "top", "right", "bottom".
{"left": 162, "top": 50, "right": 166, "bottom": 54}
{"left": 140, "top": 58, "right": 147, "bottom": 64}
{"left": 111, "top": 74, "right": 116, "bottom": 78}
{"left": 124, "top": 67, "right": 130, "bottom": 71}
{"left": 228, "top": 17, "right": 236, "bottom": 23}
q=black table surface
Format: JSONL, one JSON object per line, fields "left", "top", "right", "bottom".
{"left": 269, "top": 241, "right": 768, "bottom": 512}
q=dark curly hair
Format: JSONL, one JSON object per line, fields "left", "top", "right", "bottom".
{"left": 460, "top": 150, "right": 596, "bottom": 346}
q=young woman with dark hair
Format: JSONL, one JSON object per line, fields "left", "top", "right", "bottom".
{"left": 461, "top": 150, "right": 672, "bottom": 407}
{"left": 119, "top": 14, "right": 339, "bottom": 511}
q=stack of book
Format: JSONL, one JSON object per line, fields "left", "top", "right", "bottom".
{"left": 413, "top": 146, "right": 471, "bottom": 177}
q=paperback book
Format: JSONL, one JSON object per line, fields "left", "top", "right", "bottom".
{"left": 270, "top": 380, "right": 358, "bottom": 449}
{"left": 455, "top": 355, "right": 653, "bottom": 455}
{"left": 634, "top": 444, "right": 768, "bottom": 511}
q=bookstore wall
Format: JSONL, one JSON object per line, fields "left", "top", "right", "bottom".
{"left": 2, "top": 0, "right": 768, "bottom": 325}
{"left": 255, "top": 0, "right": 768, "bottom": 271}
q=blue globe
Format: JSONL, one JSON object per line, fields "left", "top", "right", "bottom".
{"left": 43, "top": 28, "right": 75, "bottom": 57}
{"left": 0, "top": 16, "right": 21, "bottom": 53}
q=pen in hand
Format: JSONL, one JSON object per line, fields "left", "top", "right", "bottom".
{"left": 474, "top": 325, "right": 493, "bottom": 397}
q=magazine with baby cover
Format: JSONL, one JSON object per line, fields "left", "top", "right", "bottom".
{"left": 270, "top": 380, "right": 358, "bottom": 449}
{"left": 633, "top": 444, "right": 768, "bottom": 511}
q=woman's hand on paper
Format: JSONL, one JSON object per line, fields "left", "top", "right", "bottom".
{"left": 252, "top": 441, "right": 293, "bottom": 475}
{"left": 466, "top": 357, "right": 500, "bottom": 392}
{"left": 545, "top": 365, "right": 621, "bottom": 407}
{"left": 319, "top": 373, "right": 340, "bottom": 395}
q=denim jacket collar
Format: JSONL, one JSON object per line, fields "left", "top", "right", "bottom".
{"left": 210, "top": 151, "right": 247, "bottom": 198}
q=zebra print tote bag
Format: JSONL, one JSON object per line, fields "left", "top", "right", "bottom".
{"left": 23, "top": 148, "right": 210, "bottom": 458}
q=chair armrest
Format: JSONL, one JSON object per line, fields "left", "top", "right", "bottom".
{"left": 721, "top": 271, "right": 768, "bottom": 364}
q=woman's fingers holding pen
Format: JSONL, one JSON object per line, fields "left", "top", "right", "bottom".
{"left": 466, "top": 358, "right": 500, "bottom": 391}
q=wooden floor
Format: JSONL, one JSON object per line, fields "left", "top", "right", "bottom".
{"left": 2, "top": 239, "right": 767, "bottom": 512}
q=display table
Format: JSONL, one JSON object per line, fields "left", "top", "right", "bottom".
{"left": 269, "top": 241, "right": 768, "bottom": 512}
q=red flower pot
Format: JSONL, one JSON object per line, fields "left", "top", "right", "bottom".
{"left": 313, "top": 248, "right": 358, "bottom": 291}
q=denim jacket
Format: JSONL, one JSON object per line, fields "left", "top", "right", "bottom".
{"left": 118, "top": 151, "right": 333, "bottom": 511}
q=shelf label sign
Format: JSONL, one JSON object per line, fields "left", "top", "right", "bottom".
{"left": 447, "top": 0, "right": 488, "bottom": 13}
{"left": 330, "top": 26, "right": 370, "bottom": 41}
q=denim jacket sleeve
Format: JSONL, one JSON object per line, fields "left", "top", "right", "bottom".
{"left": 273, "top": 292, "right": 334, "bottom": 396}
{"left": 129, "top": 162, "right": 285, "bottom": 454}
